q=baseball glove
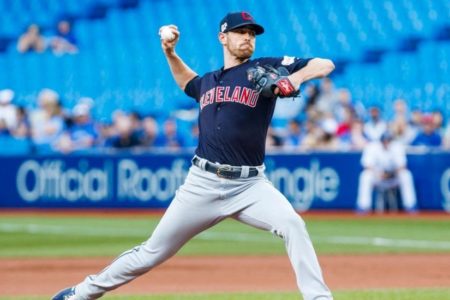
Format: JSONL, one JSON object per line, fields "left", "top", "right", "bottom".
{"left": 246, "top": 65, "right": 299, "bottom": 98}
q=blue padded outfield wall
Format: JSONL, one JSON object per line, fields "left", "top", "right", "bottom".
{"left": 0, "top": 152, "right": 449, "bottom": 212}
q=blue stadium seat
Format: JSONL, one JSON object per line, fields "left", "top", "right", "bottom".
{"left": 0, "top": 137, "right": 32, "bottom": 155}
{"left": 0, "top": 0, "right": 449, "bottom": 123}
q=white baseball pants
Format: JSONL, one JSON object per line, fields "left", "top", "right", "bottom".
{"left": 75, "top": 164, "right": 332, "bottom": 300}
{"left": 357, "top": 169, "right": 417, "bottom": 211}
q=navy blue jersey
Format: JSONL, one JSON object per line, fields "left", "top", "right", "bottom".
{"left": 185, "top": 56, "right": 311, "bottom": 166}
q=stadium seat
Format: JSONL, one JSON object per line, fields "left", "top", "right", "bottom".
{"left": 0, "top": 0, "right": 449, "bottom": 128}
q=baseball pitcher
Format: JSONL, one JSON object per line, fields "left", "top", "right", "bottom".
{"left": 53, "top": 11, "right": 335, "bottom": 300}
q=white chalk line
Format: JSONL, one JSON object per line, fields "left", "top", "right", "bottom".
{"left": 1, "top": 222, "right": 450, "bottom": 250}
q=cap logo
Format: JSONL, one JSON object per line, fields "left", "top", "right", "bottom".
{"left": 221, "top": 22, "right": 228, "bottom": 32}
{"left": 241, "top": 12, "right": 252, "bottom": 21}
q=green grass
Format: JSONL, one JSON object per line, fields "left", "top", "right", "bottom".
{"left": 1, "top": 214, "right": 449, "bottom": 299}
{"left": 2, "top": 289, "right": 450, "bottom": 300}
{"left": 0, "top": 214, "right": 450, "bottom": 257}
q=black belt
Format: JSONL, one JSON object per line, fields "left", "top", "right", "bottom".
{"left": 192, "top": 157, "right": 259, "bottom": 179}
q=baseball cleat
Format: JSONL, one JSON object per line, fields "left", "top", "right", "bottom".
{"left": 51, "top": 286, "right": 77, "bottom": 300}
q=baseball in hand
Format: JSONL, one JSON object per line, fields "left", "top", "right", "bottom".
{"left": 159, "top": 26, "right": 175, "bottom": 41}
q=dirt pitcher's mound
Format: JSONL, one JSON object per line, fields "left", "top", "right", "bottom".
{"left": 1, "top": 254, "right": 450, "bottom": 296}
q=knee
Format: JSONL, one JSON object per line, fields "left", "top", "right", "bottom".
{"left": 133, "top": 242, "right": 176, "bottom": 272}
{"left": 275, "top": 214, "right": 307, "bottom": 239}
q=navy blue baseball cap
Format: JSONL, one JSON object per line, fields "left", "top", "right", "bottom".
{"left": 219, "top": 12, "right": 264, "bottom": 35}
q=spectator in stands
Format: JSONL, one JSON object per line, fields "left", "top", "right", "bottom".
{"left": 183, "top": 123, "right": 199, "bottom": 149}
{"left": 107, "top": 113, "right": 142, "bottom": 149}
{"left": 99, "top": 110, "right": 124, "bottom": 146}
{"left": 139, "top": 115, "right": 163, "bottom": 147}
{"left": 356, "top": 132, "right": 417, "bottom": 213}
{"left": 389, "top": 99, "right": 418, "bottom": 145}
{"left": 299, "top": 119, "right": 319, "bottom": 150}
{"left": 0, "top": 89, "right": 18, "bottom": 133}
{"left": 336, "top": 105, "right": 356, "bottom": 138}
{"left": 284, "top": 119, "right": 303, "bottom": 148}
{"left": 409, "top": 108, "right": 423, "bottom": 134}
{"left": 341, "top": 119, "right": 368, "bottom": 150}
{"left": 97, "top": 123, "right": 113, "bottom": 147}
{"left": 411, "top": 114, "right": 442, "bottom": 147}
{"left": 55, "top": 103, "right": 98, "bottom": 153}
{"left": 11, "top": 106, "right": 31, "bottom": 139}
{"left": 334, "top": 88, "right": 353, "bottom": 123}
{"left": 314, "top": 116, "right": 341, "bottom": 150}
{"left": 105, "top": 112, "right": 143, "bottom": 149}
{"left": 390, "top": 116, "right": 417, "bottom": 145}
{"left": 129, "top": 111, "right": 143, "bottom": 135}
{"left": 314, "top": 77, "right": 339, "bottom": 117}
{"left": 50, "top": 20, "right": 78, "bottom": 55}
{"left": 17, "top": 24, "right": 46, "bottom": 53}
{"left": 158, "top": 118, "right": 185, "bottom": 149}
{"left": 302, "top": 115, "right": 340, "bottom": 151}
{"left": 431, "top": 110, "right": 446, "bottom": 137}
{"left": 363, "top": 106, "right": 387, "bottom": 141}
{"left": 391, "top": 98, "right": 409, "bottom": 122}
{"left": 30, "top": 89, "right": 65, "bottom": 153}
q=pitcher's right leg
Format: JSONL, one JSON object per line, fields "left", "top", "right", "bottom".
{"left": 74, "top": 168, "right": 223, "bottom": 299}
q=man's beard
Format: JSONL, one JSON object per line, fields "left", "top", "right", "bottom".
{"left": 236, "top": 51, "right": 252, "bottom": 62}
{"left": 229, "top": 44, "right": 253, "bottom": 61}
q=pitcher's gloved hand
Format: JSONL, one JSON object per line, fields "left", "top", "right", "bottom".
{"left": 246, "top": 65, "right": 299, "bottom": 98}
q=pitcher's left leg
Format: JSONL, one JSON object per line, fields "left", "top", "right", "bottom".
{"left": 232, "top": 179, "right": 333, "bottom": 300}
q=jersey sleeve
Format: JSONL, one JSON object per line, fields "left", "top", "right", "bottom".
{"left": 184, "top": 76, "right": 202, "bottom": 102}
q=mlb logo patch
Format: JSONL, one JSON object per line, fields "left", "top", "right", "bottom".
{"left": 221, "top": 22, "right": 228, "bottom": 32}
{"left": 281, "top": 56, "right": 296, "bottom": 66}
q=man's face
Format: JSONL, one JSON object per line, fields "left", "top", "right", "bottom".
{"left": 370, "top": 108, "right": 380, "bottom": 120}
{"left": 423, "top": 122, "right": 434, "bottom": 134}
{"left": 58, "top": 21, "right": 70, "bottom": 33}
{"left": 221, "top": 27, "right": 256, "bottom": 60}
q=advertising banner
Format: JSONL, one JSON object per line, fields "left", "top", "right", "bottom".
{"left": 1, "top": 152, "right": 449, "bottom": 211}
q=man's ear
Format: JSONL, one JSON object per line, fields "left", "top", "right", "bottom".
{"left": 218, "top": 32, "right": 227, "bottom": 45}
